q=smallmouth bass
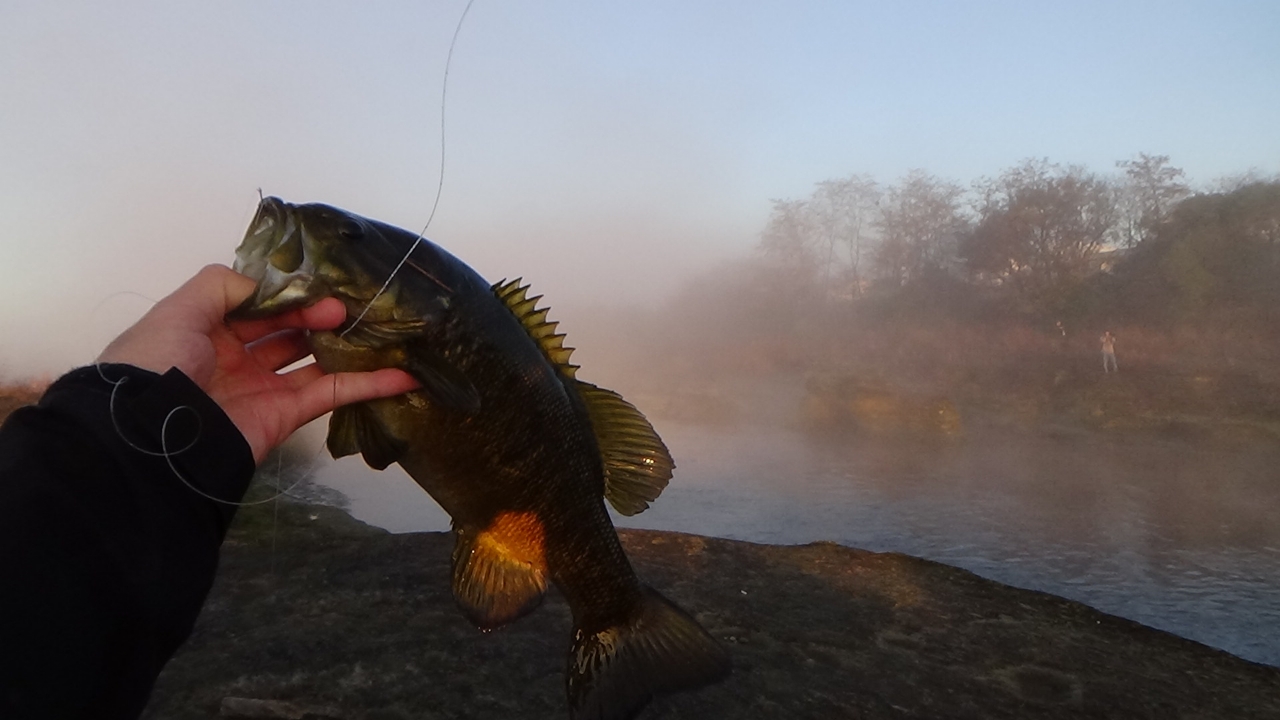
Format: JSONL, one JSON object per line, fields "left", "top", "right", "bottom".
{"left": 229, "top": 197, "right": 729, "bottom": 720}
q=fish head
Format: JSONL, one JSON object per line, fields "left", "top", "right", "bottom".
{"left": 229, "top": 196, "right": 322, "bottom": 317}
{"left": 228, "top": 196, "right": 463, "bottom": 324}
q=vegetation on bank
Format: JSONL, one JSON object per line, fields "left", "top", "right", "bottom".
{"left": 744, "top": 155, "right": 1278, "bottom": 321}
{"left": 631, "top": 156, "right": 1280, "bottom": 438}
{"left": 5, "top": 156, "right": 1277, "bottom": 438}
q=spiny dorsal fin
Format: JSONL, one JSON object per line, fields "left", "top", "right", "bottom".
{"left": 492, "top": 278, "right": 579, "bottom": 379}
{"left": 576, "top": 382, "right": 674, "bottom": 516}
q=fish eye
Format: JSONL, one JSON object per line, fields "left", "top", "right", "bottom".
{"left": 339, "top": 220, "right": 364, "bottom": 241}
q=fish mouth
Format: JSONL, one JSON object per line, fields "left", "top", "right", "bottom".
{"left": 228, "top": 196, "right": 322, "bottom": 320}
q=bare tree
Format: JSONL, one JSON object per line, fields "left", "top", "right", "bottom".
{"left": 1213, "top": 168, "right": 1280, "bottom": 193}
{"left": 811, "top": 174, "right": 881, "bottom": 299}
{"left": 873, "top": 170, "right": 969, "bottom": 286}
{"left": 758, "top": 198, "right": 820, "bottom": 313}
{"left": 962, "top": 159, "right": 1116, "bottom": 310}
{"left": 1115, "top": 153, "right": 1189, "bottom": 247}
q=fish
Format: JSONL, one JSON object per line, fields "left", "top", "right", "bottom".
{"left": 228, "top": 197, "right": 730, "bottom": 720}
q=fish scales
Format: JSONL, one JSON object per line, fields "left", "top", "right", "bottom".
{"left": 229, "top": 197, "right": 729, "bottom": 720}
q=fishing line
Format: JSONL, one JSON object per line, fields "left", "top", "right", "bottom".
{"left": 96, "top": 365, "right": 198, "bottom": 458}
{"left": 96, "top": 1, "right": 478, "bottom": 509}
{"left": 167, "top": 0, "right": 476, "bottom": 506}
{"left": 340, "top": 0, "right": 477, "bottom": 338}
{"left": 271, "top": 449, "right": 281, "bottom": 575}
{"left": 155, "top": 403, "right": 315, "bottom": 507}
{"left": 94, "top": 363, "right": 324, "bottom": 507}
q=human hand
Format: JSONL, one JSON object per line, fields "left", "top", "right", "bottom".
{"left": 97, "top": 264, "right": 420, "bottom": 463}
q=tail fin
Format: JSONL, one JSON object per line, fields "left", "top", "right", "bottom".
{"left": 567, "top": 586, "right": 730, "bottom": 720}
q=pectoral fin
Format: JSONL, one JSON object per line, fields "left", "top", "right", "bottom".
{"left": 327, "top": 403, "right": 408, "bottom": 470}
{"left": 403, "top": 341, "right": 482, "bottom": 416}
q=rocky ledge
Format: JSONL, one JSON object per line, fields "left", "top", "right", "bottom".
{"left": 144, "top": 500, "right": 1280, "bottom": 719}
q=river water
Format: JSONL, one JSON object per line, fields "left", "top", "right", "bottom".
{"left": 310, "top": 421, "right": 1280, "bottom": 667}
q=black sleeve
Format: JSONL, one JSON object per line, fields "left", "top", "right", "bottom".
{"left": 0, "top": 364, "right": 256, "bottom": 719}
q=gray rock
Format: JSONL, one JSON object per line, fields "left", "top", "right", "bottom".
{"left": 144, "top": 500, "right": 1280, "bottom": 719}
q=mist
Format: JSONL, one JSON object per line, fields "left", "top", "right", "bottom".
{"left": 3, "top": 1, "right": 1279, "bottom": 379}
{"left": 3, "top": 0, "right": 1280, "bottom": 668}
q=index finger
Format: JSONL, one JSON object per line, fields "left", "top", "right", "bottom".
{"left": 153, "top": 263, "right": 258, "bottom": 333}
{"left": 226, "top": 297, "right": 349, "bottom": 344}
{"left": 178, "top": 263, "right": 258, "bottom": 316}
{"left": 162, "top": 263, "right": 260, "bottom": 332}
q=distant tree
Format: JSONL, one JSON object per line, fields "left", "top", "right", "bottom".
{"left": 1235, "top": 182, "right": 1280, "bottom": 257}
{"left": 811, "top": 174, "right": 881, "bottom": 299}
{"left": 757, "top": 198, "right": 821, "bottom": 317}
{"left": 1115, "top": 153, "right": 1190, "bottom": 247}
{"left": 961, "top": 159, "right": 1116, "bottom": 312}
{"left": 1213, "top": 168, "right": 1280, "bottom": 193}
{"left": 873, "top": 170, "right": 969, "bottom": 286}
{"left": 1133, "top": 181, "right": 1280, "bottom": 312}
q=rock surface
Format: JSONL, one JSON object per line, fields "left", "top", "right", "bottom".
{"left": 144, "top": 501, "right": 1280, "bottom": 719}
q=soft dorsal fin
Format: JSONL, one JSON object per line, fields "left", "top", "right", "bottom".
{"left": 576, "top": 382, "right": 674, "bottom": 516}
{"left": 493, "top": 278, "right": 579, "bottom": 378}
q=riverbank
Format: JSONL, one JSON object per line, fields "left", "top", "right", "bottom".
{"left": 612, "top": 311, "right": 1280, "bottom": 442}
{"left": 796, "top": 359, "right": 1280, "bottom": 443}
{"left": 144, "top": 497, "right": 1280, "bottom": 719}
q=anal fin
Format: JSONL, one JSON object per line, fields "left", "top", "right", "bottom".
{"left": 451, "top": 513, "right": 550, "bottom": 630}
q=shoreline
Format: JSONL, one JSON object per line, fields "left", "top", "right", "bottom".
{"left": 144, "top": 499, "right": 1280, "bottom": 719}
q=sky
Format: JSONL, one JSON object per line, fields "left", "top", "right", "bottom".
{"left": 1, "top": 0, "right": 1278, "bottom": 378}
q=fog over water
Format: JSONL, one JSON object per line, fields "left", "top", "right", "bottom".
{"left": 307, "top": 416, "right": 1280, "bottom": 668}
{"left": 5, "top": 0, "right": 1279, "bottom": 678}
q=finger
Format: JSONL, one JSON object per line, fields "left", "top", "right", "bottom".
{"left": 296, "top": 298, "right": 349, "bottom": 330}
{"left": 279, "top": 361, "right": 326, "bottom": 390}
{"left": 290, "top": 369, "right": 421, "bottom": 426}
{"left": 247, "top": 329, "right": 313, "bottom": 371}
{"left": 98, "top": 267, "right": 249, "bottom": 374}
{"left": 213, "top": 264, "right": 260, "bottom": 314}
{"left": 226, "top": 297, "right": 347, "bottom": 344}
{"left": 170, "top": 264, "right": 258, "bottom": 318}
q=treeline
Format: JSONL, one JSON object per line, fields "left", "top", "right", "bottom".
{"left": 750, "top": 154, "right": 1280, "bottom": 325}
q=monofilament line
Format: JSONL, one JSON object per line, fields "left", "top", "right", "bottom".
{"left": 94, "top": 365, "right": 314, "bottom": 506}
{"left": 340, "top": 0, "right": 477, "bottom": 338}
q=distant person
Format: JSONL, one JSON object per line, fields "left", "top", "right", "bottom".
{"left": 0, "top": 265, "right": 419, "bottom": 719}
{"left": 1100, "top": 331, "right": 1118, "bottom": 373}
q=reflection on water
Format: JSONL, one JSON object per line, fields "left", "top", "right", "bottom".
{"left": 313, "top": 423, "right": 1280, "bottom": 667}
